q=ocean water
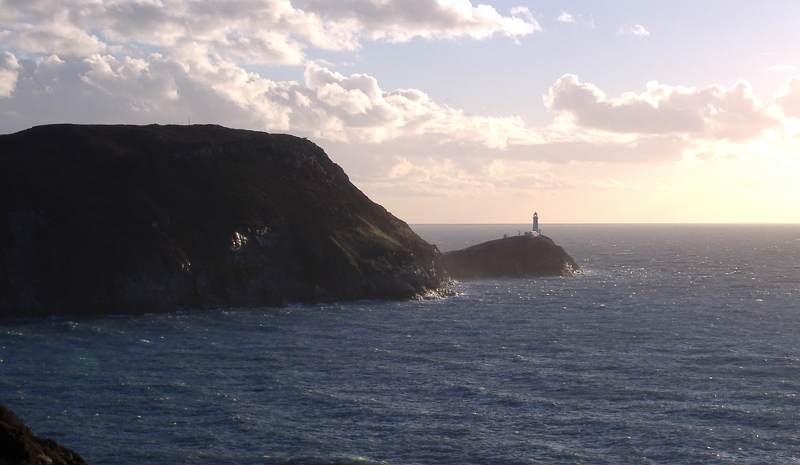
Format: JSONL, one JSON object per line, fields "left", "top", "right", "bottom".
{"left": 1, "top": 224, "right": 799, "bottom": 464}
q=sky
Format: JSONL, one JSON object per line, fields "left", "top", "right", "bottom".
{"left": 1, "top": 0, "right": 800, "bottom": 224}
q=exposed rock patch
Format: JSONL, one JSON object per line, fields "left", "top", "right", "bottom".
{"left": 0, "top": 124, "right": 448, "bottom": 317}
{"left": 442, "top": 235, "right": 581, "bottom": 279}
{"left": 0, "top": 405, "right": 88, "bottom": 465}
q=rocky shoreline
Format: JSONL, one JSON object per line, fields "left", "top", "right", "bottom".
{"left": 0, "top": 405, "right": 88, "bottom": 465}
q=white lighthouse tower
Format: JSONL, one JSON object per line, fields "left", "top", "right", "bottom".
{"left": 533, "top": 212, "right": 540, "bottom": 235}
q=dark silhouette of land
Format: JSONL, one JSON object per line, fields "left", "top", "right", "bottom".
{"left": 0, "top": 404, "right": 88, "bottom": 465}
{"left": 0, "top": 124, "right": 447, "bottom": 317}
{"left": 442, "top": 235, "right": 581, "bottom": 279}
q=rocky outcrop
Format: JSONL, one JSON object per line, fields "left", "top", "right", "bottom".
{"left": 0, "top": 405, "right": 88, "bottom": 465}
{"left": 442, "top": 235, "right": 580, "bottom": 279}
{"left": 0, "top": 124, "right": 448, "bottom": 318}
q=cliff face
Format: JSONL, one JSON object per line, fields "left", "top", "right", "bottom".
{"left": 442, "top": 235, "right": 580, "bottom": 279}
{"left": 0, "top": 124, "right": 447, "bottom": 318}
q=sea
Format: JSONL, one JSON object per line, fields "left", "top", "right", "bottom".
{"left": 1, "top": 224, "right": 799, "bottom": 465}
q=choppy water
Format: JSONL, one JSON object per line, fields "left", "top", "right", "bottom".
{"left": 1, "top": 224, "right": 799, "bottom": 464}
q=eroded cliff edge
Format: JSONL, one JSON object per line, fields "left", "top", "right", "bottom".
{"left": 442, "top": 235, "right": 581, "bottom": 279}
{"left": 0, "top": 124, "right": 448, "bottom": 318}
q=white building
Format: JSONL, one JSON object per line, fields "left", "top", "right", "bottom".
{"left": 524, "top": 212, "right": 541, "bottom": 237}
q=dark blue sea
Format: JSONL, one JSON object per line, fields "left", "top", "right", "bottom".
{"left": 2, "top": 224, "right": 799, "bottom": 464}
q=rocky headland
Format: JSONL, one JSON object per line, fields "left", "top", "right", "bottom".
{"left": 0, "top": 404, "right": 88, "bottom": 465}
{"left": 0, "top": 124, "right": 448, "bottom": 318}
{"left": 442, "top": 234, "right": 581, "bottom": 279}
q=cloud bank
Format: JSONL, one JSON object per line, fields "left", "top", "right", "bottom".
{"left": 2, "top": 0, "right": 799, "bottom": 213}
{"left": 544, "top": 74, "right": 778, "bottom": 141}
{"left": 0, "top": 0, "right": 540, "bottom": 66}
{"left": 2, "top": 51, "right": 798, "bottom": 167}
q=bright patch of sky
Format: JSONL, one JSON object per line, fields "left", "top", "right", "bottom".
{"left": 1, "top": 0, "right": 800, "bottom": 223}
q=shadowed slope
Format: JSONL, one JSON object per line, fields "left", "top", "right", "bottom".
{"left": 0, "top": 124, "right": 447, "bottom": 317}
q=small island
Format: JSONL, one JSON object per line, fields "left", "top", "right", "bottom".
{"left": 442, "top": 215, "right": 581, "bottom": 279}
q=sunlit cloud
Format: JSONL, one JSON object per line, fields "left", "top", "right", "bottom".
{"left": 775, "top": 75, "right": 800, "bottom": 119}
{"left": 544, "top": 74, "right": 778, "bottom": 141}
{"left": 0, "top": 51, "right": 20, "bottom": 98}
{"left": 303, "top": 1, "right": 541, "bottom": 42}
{"left": 0, "top": 0, "right": 540, "bottom": 67}
{"left": 619, "top": 24, "right": 649, "bottom": 36}
{"left": 3, "top": 51, "right": 797, "bottom": 172}
{"left": 1, "top": 1, "right": 800, "bottom": 222}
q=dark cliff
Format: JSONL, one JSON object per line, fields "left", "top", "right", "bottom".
{"left": 0, "top": 405, "right": 88, "bottom": 465}
{"left": 0, "top": 124, "right": 448, "bottom": 318}
{"left": 442, "top": 235, "right": 580, "bottom": 279}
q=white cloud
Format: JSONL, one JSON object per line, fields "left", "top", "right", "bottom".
{"left": 544, "top": 74, "right": 778, "bottom": 141}
{"left": 1, "top": 2, "right": 798, "bottom": 223}
{"left": 304, "top": 1, "right": 541, "bottom": 42}
{"left": 1, "top": 1, "right": 797, "bottom": 196}
{"left": 509, "top": 6, "right": 537, "bottom": 28}
{"left": 298, "top": 61, "right": 549, "bottom": 147}
{"left": 557, "top": 12, "right": 574, "bottom": 23}
{"left": 2, "top": 53, "right": 793, "bottom": 171}
{"left": 0, "top": 0, "right": 347, "bottom": 64}
{"left": 0, "top": 0, "right": 539, "bottom": 68}
{"left": 619, "top": 24, "right": 649, "bottom": 36}
{"left": 81, "top": 54, "right": 180, "bottom": 105}
{"left": 0, "top": 50, "right": 541, "bottom": 149}
{"left": 776, "top": 75, "right": 800, "bottom": 119}
{"left": 0, "top": 0, "right": 538, "bottom": 145}
{"left": 0, "top": 51, "right": 20, "bottom": 97}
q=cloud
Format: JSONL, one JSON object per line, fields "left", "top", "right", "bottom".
{"left": 1, "top": 53, "right": 791, "bottom": 171}
{"left": 0, "top": 52, "right": 20, "bottom": 97}
{"left": 544, "top": 74, "right": 778, "bottom": 141}
{"left": 2, "top": 0, "right": 797, "bottom": 187}
{"left": 0, "top": 0, "right": 539, "bottom": 68}
{"left": 303, "top": 1, "right": 541, "bottom": 42}
{"left": 0, "top": 51, "right": 541, "bottom": 150}
{"left": 557, "top": 12, "right": 574, "bottom": 23}
{"left": 352, "top": 154, "right": 628, "bottom": 201}
{"left": 298, "top": 62, "right": 547, "bottom": 147}
{"left": 0, "top": 0, "right": 349, "bottom": 65}
{"left": 619, "top": 24, "right": 649, "bottom": 36}
{"left": 776, "top": 76, "right": 800, "bottom": 119}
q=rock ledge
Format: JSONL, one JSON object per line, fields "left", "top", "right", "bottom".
{"left": 0, "top": 404, "right": 88, "bottom": 465}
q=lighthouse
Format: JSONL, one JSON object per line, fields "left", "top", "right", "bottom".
{"left": 533, "top": 212, "right": 539, "bottom": 234}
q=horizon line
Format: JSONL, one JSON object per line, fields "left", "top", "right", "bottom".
{"left": 409, "top": 222, "right": 800, "bottom": 226}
